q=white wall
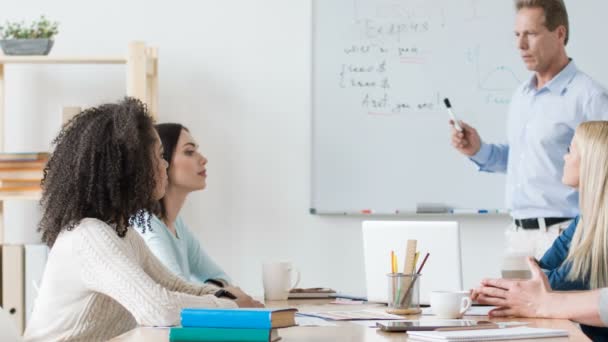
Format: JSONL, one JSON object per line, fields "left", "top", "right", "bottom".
{"left": 2, "top": 0, "right": 511, "bottom": 296}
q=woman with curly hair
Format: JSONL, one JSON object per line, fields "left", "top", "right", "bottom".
{"left": 24, "top": 98, "right": 261, "bottom": 342}
{"left": 135, "top": 123, "right": 254, "bottom": 300}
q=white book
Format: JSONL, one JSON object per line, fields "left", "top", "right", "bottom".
{"left": 407, "top": 327, "right": 568, "bottom": 341}
{"left": 24, "top": 244, "right": 49, "bottom": 325}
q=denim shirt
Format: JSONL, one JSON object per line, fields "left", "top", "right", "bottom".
{"left": 539, "top": 216, "right": 587, "bottom": 290}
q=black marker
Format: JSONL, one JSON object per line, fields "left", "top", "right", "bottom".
{"left": 443, "top": 98, "right": 463, "bottom": 132}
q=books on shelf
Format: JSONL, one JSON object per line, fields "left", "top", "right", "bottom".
{"left": 0, "top": 179, "right": 41, "bottom": 192}
{"left": 406, "top": 327, "right": 569, "bottom": 341}
{"left": 181, "top": 308, "right": 298, "bottom": 329}
{"left": 0, "top": 152, "right": 47, "bottom": 196}
{"left": 0, "top": 170, "right": 44, "bottom": 181}
{"left": 169, "top": 327, "right": 281, "bottom": 342}
{"left": 0, "top": 152, "right": 49, "bottom": 162}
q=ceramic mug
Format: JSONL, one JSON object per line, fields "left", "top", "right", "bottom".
{"left": 430, "top": 291, "right": 472, "bottom": 319}
{"left": 262, "top": 262, "right": 301, "bottom": 300}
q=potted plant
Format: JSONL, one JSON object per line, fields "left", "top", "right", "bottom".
{"left": 0, "top": 15, "right": 59, "bottom": 55}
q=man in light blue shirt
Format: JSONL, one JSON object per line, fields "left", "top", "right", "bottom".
{"left": 451, "top": 0, "right": 608, "bottom": 257}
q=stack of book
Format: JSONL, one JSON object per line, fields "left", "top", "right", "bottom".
{"left": 0, "top": 152, "right": 49, "bottom": 196}
{"left": 170, "top": 307, "right": 298, "bottom": 342}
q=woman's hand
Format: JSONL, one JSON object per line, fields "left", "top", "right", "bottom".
{"left": 473, "top": 257, "right": 553, "bottom": 318}
{"left": 225, "top": 286, "right": 265, "bottom": 308}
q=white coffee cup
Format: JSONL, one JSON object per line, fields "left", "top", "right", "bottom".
{"left": 262, "top": 262, "right": 300, "bottom": 300}
{"left": 430, "top": 291, "right": 472, "bottom": 319}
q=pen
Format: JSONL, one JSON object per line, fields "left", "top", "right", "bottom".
{"left": 417, "top": 253, "right": 430, "bottom": 274}
{"left": 443, "top": 98, "right": 463, "bottom": 132}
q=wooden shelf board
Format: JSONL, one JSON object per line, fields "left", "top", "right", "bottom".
{"left": 0, "top": 56, "right": 126, "bottom": 64}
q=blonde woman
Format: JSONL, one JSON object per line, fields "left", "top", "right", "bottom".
{"left": 473, "top": 121, "right": 608, "bottom": 341}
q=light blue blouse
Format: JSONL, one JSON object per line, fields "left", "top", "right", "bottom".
{"left": 135, "top": 214, "right": 231, "bottom": 285}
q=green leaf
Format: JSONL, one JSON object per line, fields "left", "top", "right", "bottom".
{"left": 0, "top": 15, "right": 60, "bottom": 39}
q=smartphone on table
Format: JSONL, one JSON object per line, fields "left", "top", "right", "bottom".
{"left": 376, "top": 320, "right": 494, "bottom": 332}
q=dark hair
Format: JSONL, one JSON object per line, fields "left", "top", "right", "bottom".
{"left": 516, "top": 0, "right": 569, "bottom": 45}
{"left": 155, "top": 123, "right": 189, "bottom": 219}
{"left": 39, "top": 97, "right": 160, "bottom": 247}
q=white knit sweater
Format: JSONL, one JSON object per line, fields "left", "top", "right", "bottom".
{"left": 24, "top": 218, "right": 237, "bottom": 341}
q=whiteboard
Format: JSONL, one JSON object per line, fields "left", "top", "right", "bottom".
{"left": 311, "top": 0, "right": 608, "bottom": 214}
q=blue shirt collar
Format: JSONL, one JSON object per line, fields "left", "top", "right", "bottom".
{"left": 524, "top": 59, "right": 577, "bottom": 95}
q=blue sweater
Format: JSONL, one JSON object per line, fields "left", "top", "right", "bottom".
{"left": 540, "top": 216, "right": 608, "bottom": 341}
{"left": 135, "top": 214, "right": 231, "bottom": 286}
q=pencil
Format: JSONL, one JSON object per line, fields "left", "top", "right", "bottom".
{"left": 417, "top": 252, "right": 430, "bottom": 274}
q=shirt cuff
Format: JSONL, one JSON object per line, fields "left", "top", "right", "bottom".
{"left": 469, "top": 141, "right": 491, "bottom": 167}
{"left": 205, "top": 279, "right": 226, "bottom": 288}
{"left": 599, "top": 288, "right": 608, "bottom": 326}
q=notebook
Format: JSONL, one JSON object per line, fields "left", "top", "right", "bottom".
{"left": 407, "top": 327, "right": 568, "bottom": 341}
{"left": 288, "top": 287, "right": 336, "bottom": 299}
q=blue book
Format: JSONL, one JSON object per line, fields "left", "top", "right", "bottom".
{"left": 181, "top": 308, "right": 298, "bottom": 329}
{"left": 169, "top": 327, "right": 281, "bottom": 342}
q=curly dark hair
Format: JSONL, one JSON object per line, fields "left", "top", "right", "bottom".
{"left": 39, "top": 97, "right": 160, "bottom": 247}
{"left": 154, "top": 122, "right": 189, "bottom": 220}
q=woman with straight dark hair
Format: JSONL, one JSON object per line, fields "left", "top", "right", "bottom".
{"left": 136, "top": 123, "right": 257, "bottom": 300}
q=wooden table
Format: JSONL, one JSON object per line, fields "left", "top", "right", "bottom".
{"left": 110, "top": 299, "right": 590, "bottom": 341}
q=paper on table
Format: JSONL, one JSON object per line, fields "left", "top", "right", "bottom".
{"left": 295, "top": 316, "right": 338, "bottom": 327}
{"left": 349, "top": 320, "right": 386, "bottom": 327}
{"left": 298, "top": 310, "right": 404, "bottom": 321}
{"left": 422, "top": 306, "right": 497, "bottom": 316}
{"left": 330, "top": 298, "right": 366, "bottom": 305}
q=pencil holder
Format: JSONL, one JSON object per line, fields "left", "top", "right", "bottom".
{"left": 386, "top": 273, "right": 421, "bottom": 315}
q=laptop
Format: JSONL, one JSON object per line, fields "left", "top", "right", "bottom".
{"left": 362, "top": 221, "right": 463, "bottom": 305}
